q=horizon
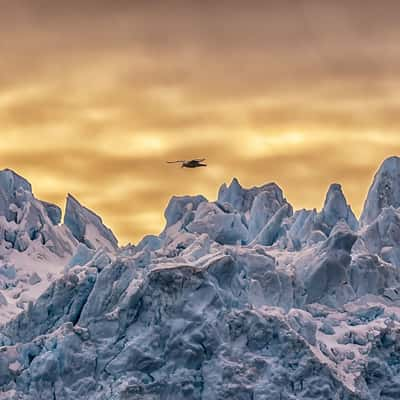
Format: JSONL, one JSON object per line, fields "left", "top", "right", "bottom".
{"left": 2, "top": 155, "right": 397, "bottom": 245}
{"left": 2, "top": 2, "right": 400, "bottom": 243}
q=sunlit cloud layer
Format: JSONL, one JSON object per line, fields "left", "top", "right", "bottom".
{"left": 1, "top": 1, "right": 400, "bottom": 243}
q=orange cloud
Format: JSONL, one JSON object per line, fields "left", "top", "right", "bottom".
{"left": 1, "top": 2, "right": 400, "bottom": 243}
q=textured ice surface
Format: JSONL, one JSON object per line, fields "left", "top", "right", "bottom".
{"left": 322, "top": 183, "right": 358, "bottom": 231}
{"left": 65, "top": 194, "right": 118, "bottom": 252}
{"left": 2, "top": 158, "right": 400, "bottom": 399}
{"left": 361, "top": 156, "right": 400, "bottom": 225}
{"left": 0, "top": 170, "right": 118, "bottom": 324}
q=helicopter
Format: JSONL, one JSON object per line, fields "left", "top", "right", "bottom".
{"left": 166, "top": 158, "right": 207, "bottom": 168}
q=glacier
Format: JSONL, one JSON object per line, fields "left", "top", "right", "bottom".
{"left": 1, "top": 157, "right": 400, "bottom": 399}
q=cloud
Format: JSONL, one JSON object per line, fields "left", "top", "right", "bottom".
{"left": 1, "top": 1, "right": 400, "bottom": 242}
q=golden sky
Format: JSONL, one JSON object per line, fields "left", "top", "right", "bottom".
{"left": 1, "top": 1, "right": 400, "bottom": 244}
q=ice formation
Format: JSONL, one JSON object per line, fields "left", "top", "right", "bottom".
{"left": 1, "top": 157, "right": 400, "bottom": 399}
{"left": 0, "top": 170, "right": 117, "bottom": 323}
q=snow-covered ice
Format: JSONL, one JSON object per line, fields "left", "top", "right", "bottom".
{"left": 0, "top": 170, "right": 118, "bottom": 324}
